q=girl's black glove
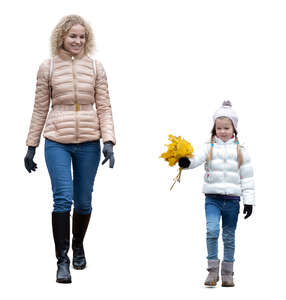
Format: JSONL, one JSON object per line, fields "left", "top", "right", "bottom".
{"left": 243, "top": 204, "right": 253, "bottom": 219}
{"left": 24, "top": 146, "right": 37, "bottom": 173}
{"left": 178, "top": 157, "right": 191, "bottom": 168}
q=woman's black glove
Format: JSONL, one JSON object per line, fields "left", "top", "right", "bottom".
{"left": 102, "top": 141, "right": 115, "bottom": 168}
{"left": 243, "top": 204, "right": 253, "bottom": 219}
{"left": 24, "top": 146, "right": 37, "bottom": 173}
{"left": 178, "top": 157, "right": 191, "bottom": 168}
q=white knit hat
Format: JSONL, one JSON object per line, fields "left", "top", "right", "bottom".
{"left": 213, "top": 100, "right": 238, "bottom": 130}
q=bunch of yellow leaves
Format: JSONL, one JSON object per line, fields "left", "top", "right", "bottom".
{"left": 160, "top": 135, "right": 194, "bottom": 190}
{"left": 160, "top": 135, "right": 194, "bottom": 166}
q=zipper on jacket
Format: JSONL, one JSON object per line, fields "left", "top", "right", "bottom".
{"left": 223, "top": 145, "right": 227, "bottom": 195}
{"left": 72, "top": 56, "right": 79, "bottom": 142}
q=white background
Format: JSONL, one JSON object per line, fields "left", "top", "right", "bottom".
{"left": 0, "top": 0, "right": 285, "bottom": 299}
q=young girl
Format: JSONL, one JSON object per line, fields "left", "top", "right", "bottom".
{"left": 179, "top": 101, "right": 255, "bottom": 287}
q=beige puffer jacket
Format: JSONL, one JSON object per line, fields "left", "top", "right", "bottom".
{"left": 26, "top": 48, "right": 116, "bottom": 147}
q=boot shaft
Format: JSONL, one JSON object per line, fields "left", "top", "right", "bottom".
{"left": 52, "top": 212, "right": 71, "bottom": 261}
{"left": 207, "top": 259, "right": 220, "bottom": 273}
{"left": 221, "top": 261, "right": 234, "bottom": 275}
{"left": 72, "top": 211, "right": 91, "bottom": 241}
{"left": 71, "top": 211, "right": 91, "bottom": 270}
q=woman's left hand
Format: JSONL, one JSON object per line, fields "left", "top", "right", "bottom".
{"left": 243, "top": 204, "right": 253, "bottom": 219}
{"left": 102, "top": 141, "right": 115, "bottom": 168}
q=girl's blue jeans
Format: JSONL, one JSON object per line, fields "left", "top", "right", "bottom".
{"left": 205, "top": 195, "right": 240, "bottom": 262}
{"left": 44, "top": 138, "right": 101, "bottom": 214}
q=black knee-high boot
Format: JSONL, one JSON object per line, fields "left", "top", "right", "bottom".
{"left": 52, "top": 212, "right": 72, "bottom": 283}
{"left": 72, "top": 210, "right": 91, "bottom": 270}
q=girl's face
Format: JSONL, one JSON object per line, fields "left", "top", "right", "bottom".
{"left": 63, "top": 24, "right": 86, "bottom": 56}
{"left": 215, "top": 118, "right": 234, "bottom": 142}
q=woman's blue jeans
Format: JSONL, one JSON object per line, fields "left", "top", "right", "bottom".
{"left": 205, "top": 195, "right": 240, "bottom": 262}
{"left": 45, "top": 139, "right": 101, "bottom": 214}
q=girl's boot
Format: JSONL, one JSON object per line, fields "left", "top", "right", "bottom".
{"left": 72, "top": 211, "right": 91, "bottom": 269}
{"left": 52, "top": 212, "right": 72, "bottom": 283}
{"left": 204, "top": 259, "right": 220, "bottom": 286}
{"left": 221, "top": 261, "right": 235, "bottom": 287}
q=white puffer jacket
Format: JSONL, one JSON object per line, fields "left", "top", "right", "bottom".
{"left": 187, "top": 136, "right": 255, "bottom": 205}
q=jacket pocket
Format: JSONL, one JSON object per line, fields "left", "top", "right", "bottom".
{"left": 204, "top": 172, "right": 213, "bottom": 183}
{"left": 91, "top": 111, "right": 100, "bottom": 131}
{"left": 44, "top": 113, "right": 58, "bottom": 135}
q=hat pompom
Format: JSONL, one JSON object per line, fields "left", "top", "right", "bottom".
{"left": 222, "top": 100, "right": 232, "bottom": 108}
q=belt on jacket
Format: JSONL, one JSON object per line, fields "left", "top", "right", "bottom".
{"left": 52, "top": 104, "right": 94, "bottom": 111}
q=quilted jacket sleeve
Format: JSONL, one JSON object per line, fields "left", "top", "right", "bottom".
{"left": 94, "top": 61, "right": 116, "bottom": 145}
{"left": 26, "top": 60, "right": 51, "bottom": 147}
{"left": 188, "top": 143, "right": 210, "bottom": 169}
{"left": 240, "top": 146, "right": 255, "bottom": 205}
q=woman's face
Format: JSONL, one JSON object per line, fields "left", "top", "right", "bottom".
{"left": 63, "top": 24, "right": 86, "bottom": 56}
{"left": 215, "top": 118, "right": 234, "bottom": 142}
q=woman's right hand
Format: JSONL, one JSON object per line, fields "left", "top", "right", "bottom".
{"left": 178, "top": 157, "right": 191, "bottom": 168}
{"left": 24, "top": 146, "right": 37, "bottom": 173}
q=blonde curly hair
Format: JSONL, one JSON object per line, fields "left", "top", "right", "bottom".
{"left": 50, "top": 15, "right": 95, "bottom": 56}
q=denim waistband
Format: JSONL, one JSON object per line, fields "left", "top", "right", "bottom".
{"left": 205, "top": 193, "right": 240, "bottom": 201}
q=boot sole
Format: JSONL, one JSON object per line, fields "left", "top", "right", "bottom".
{"left": 56, "top": 278, "right": 72, "bottom": 284}
{"left": 73, "top": 264, "right": 86, "bottom": 270}
{"left": 222, "top": 282, "right": 235, "bottom": 287}
{"left": 204, "top": 275, "right": 219, "bottom": 287}
{"left": 204, "top": 281, "right": 218, "bottom": 287}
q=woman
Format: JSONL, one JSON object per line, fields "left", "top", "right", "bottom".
{"left": 24, "top": 15, "right": 116, "bottom": 284}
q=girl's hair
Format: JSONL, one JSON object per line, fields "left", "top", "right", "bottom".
{"left": 207, "top": 117, "right": 243, "bottom": 168}
{"left": 50, "top": 15, "right": 95, "bottom": 56}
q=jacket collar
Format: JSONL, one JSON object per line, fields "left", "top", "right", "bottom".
{"left": 57, "top": 47, "right": 85, "bottom": 60}
{"left": 214, "top": 136, "right": 236, "bottom": 145}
